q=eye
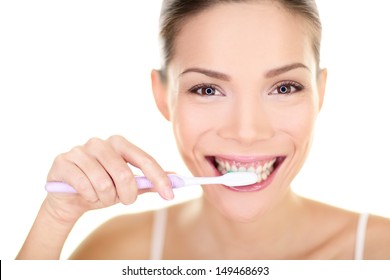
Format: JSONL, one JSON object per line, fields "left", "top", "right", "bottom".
{"left": 188, "top": 84, "right": 224, "bottom": 96}
{"left": 269, "top": 81, "right": 303, "bottom": 95}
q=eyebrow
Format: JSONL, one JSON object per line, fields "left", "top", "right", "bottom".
{"left": 265, "top": 63, "right": 311, "bottom": 78}
{"left": 179, "top": 68, "right": 231, "bottom": 81}
{"left": 179, "top": 62, "right": 310, "bottom": 81}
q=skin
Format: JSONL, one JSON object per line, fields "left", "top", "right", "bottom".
{"left": 16, "top": 2, "right": 390, "bottom": 260}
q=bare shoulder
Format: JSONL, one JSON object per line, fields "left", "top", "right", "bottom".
{"left": 365, "top": 214, "right": 390, "bottom": 259}
{"left": 301, "top": 198, "right": 390, "bottom": 259}
{"left": 299, "top": 199, "right": 364, "bottom": 259}
{"left": 69, "top": 210, "right": 154, "bottom": 260}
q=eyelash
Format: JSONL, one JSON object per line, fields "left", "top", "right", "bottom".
{"left": 187, "top": 80, "right": 304, "bottom": 97}
{"left": 268, "top": 81, "right": 304, "bottom": 95}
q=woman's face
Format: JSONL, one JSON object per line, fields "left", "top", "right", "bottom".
{"left": 155, "top": 2, "right": 326, "bottom": 222}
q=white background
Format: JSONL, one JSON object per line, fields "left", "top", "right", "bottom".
{"left": 1, "top": 0, "right": 389, "bottom": 260}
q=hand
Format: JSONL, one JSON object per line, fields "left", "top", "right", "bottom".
{"left": 44, "top": 135, "right": 173, "bottom": 223}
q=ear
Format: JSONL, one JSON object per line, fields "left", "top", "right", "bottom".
{"left": 317, "top": 68, "right": 327, "bottom": 111}
{"left": 151, "top": 69, "right": 171, "bottom": 121}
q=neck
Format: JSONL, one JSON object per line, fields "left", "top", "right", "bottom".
{"left": 197, "top": 189, "right": 306, "bottom": 259}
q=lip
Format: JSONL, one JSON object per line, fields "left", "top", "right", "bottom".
{"left": 206, "top": 155, "right": 285, "bottom": 192}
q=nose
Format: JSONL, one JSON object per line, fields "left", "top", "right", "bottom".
{"left": 218, "top": 95, "right": 275, "bottom": 144}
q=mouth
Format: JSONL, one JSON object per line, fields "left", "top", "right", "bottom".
{"left": 206, "top": 155, "right": 285, "bottom": 192}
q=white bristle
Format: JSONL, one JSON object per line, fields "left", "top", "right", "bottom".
{"left": 220, "top": 172, "right": 258, "bottom": 187}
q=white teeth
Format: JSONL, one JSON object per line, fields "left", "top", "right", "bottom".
{"left": 215, "top": 157, "right": 277, "bottom": 183}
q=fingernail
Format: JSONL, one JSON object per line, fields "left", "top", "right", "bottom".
{"left": 163, "top": 188, "right": 174, "bottom": 201}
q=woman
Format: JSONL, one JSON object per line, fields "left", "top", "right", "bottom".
{"left": 16, "top": 0, "right": 390, "bottom": 259}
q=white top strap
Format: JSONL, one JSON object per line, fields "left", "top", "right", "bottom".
{"left": 149, "top": 207, "right": 168, "bottom": 260}
{"left": 354, "top": 213, "right": 369, "bottom": 260}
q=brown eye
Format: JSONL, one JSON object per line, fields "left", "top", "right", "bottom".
{"left": 189, "top": 84, "right": 224, "bottom": 96}
{"left": 269, "top": 81, "right": 303, "bottom": 95}
{"left": 278, "top": 85, "right": 290, "bottom": 94}
{"left": 198, "top": 86, "right": 216, "bottom": 96}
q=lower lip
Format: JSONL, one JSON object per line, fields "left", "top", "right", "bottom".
{"left": 209, "top": 157, "right": 284, "bottom": 192}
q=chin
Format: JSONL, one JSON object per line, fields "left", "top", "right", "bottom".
{"left": 201, "top": 183, "right": 281, "bottom": 223}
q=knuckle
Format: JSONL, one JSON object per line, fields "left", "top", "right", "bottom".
{"left": 69, "top": 145, "right": 84, "bottom": 155}
{"left": 107, "top": 135, "right": 124, "bottom": 146}
{"left": 96, "top": 177, "right": 114, "bottom": 192}
{"left": 65, "top": 146, "right": 87, "bottom": 161}
{"left": 53, "top": 146, "right": 85, "bottom": 165}
{"left": 74, "top": 176, "right": 91, "bottom": 192}
{"left": 116, "top": 169, "right": 133, "bottom": 184}
{"left": 53, "top": 153, "right": 67, "bottom": 164}
{"left": 107, "top": 134, "right": 123, "bottom": 141}
{"left": 85, "top": 137, "right": 103, "bottom": 149}
{"left": 48, "top": 153, "right": 69, "bottom": 179}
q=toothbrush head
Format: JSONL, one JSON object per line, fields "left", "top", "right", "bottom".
{"left": 221, "top": 172, "right": 258, "bottom": 187}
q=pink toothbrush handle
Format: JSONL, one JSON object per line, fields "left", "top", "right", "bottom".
{"left": 45, "top": 174, "right": 184, "bottom": 193}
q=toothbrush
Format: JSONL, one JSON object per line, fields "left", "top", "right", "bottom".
{"left": 45, "top": 172, "right": 258, "bottom": 193}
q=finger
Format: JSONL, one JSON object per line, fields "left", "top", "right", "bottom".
{"left": 48, "top": 153, "right": 98, "bottom": 203}
{"left": 108, "top": 135, "right": 174, "bottom": 200}
{"left": 83, "top": 139, "right": 137, "bottom": 205}
{"left": 70, "top": 144, "right": 123, "bottom": 206}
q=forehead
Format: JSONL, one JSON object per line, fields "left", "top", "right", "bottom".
{"left": 170, "top": 2, "right": 315, "bottom": 76}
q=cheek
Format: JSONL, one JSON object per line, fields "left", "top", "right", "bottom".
{"left": 172, "top": 100, "right": 217, "bottom": 154}
{"left": 273, "top": 99, "right": 318, "bottom": 144}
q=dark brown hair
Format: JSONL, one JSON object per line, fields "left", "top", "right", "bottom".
{"left": 159, "top": 0, "right": 321, "bottom": 73}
